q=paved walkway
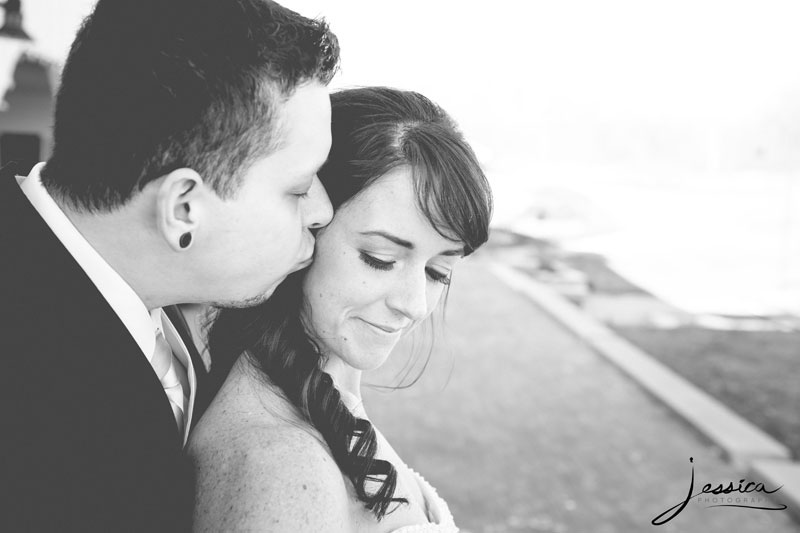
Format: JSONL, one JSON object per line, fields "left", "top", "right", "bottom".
{"left": 363, "top": 255, "right": 799, "bottom": 533}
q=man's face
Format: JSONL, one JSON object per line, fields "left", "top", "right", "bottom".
{"left": 199, "top": 82, "right": 333, "bottom": 307}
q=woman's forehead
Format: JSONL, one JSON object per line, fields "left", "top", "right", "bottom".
{"left": 334, "top": 169, "right": 463, "bottom": 253}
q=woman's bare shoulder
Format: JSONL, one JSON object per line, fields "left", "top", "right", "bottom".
{"left": 189, "top": 416, "right": 351, "bottom": 532}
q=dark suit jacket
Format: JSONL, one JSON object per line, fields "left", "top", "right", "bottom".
{"left": 0, "top": 165, "right": 210, "bottom": 532}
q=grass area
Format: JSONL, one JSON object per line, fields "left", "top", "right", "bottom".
{"left": 613, "top": 325, "right": 800, "bottom": 459}
{"left": 562, "top": 252, "right": 650, "bottom": 295}
{"left": 486, "top": 228, "right": 648, "bottom": 295}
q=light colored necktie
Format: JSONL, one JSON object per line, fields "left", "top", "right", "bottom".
{"left": 152, "top": 324, "right": 189, "bottom": 435}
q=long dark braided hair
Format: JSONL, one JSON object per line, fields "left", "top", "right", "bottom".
{"left": 208, "top": 87, "right": 492, "bottom": 519}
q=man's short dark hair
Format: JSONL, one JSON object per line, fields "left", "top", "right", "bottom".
{"left": 41, "top": 0, "right": 339, "bottom": 211}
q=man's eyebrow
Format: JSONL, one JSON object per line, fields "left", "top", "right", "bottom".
{"left": 294, "top": 158, "right": 328, "bottom": 184}
{"left": 359, "top": 230, "right": 465, "bottom": 256}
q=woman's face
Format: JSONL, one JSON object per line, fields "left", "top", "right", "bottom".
{"left": 301, "top": 166, "right": 465, "bottom": 372}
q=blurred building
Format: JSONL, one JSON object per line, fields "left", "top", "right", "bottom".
{"left": 0, "top": 0, "right": 58, "bottom": 175}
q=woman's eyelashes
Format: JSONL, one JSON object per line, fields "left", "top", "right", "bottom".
{"left": 426, "top": 267, "right": 451, "bottom": 286}
{"left": 359, "top": 251, "right": 451, "bottom": 285}
{"left": 359, "top": 251, "right": 394, "bottom": 271}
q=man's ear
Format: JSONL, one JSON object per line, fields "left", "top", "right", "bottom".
{"left": 155, "top": 168, "right": 205, "bottom": 252}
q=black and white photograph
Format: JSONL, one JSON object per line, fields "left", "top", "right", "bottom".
{"left": 1, "top": 0, "right": 798, "bottom": 531}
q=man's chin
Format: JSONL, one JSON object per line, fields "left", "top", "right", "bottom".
{"left": 212, "top": 286, "right": 276, "bottom": 310}
{"left": 212, "top": 264, "right": 310, "bottom": 309}
{"left": 293, "top": 255, "right": 314, "bottom": 272}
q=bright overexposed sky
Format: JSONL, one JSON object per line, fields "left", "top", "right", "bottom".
{"left": 19, "top": 0, "right": 800, "bottom": 127}
{"left": 8, "top": 0, "right": 800, "bottom": 315}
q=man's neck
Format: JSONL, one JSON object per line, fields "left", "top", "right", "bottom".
{"left": 60, "top": 199, "right": 179, "bottom": 311}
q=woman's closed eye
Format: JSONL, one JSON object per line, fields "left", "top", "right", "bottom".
{"left": 359, "top": 251, "right": 394, "bottom": 271}
{"left": 426, "top": 267, "right": 451, "bottom": 286}
{"left": 360, "top": 251, "right": 451, "bottom": 285}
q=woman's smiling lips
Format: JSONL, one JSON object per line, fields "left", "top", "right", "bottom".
{"left": 356, "top": 317, "right": 405, "bottom": 335}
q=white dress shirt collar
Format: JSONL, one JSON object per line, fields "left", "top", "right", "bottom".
{"left": 19, "top": 163, "right": 157, "bottom": 358}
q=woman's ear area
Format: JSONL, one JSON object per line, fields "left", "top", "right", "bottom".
{"left": 154, "top": 167, "right": 206, "bottom": 252}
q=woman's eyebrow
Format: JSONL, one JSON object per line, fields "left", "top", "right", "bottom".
{"left": 359, "top": 230, "right": 464, "bottom": 256}
{"left": 360, "top": 230, "right": 413, "bottom": 249}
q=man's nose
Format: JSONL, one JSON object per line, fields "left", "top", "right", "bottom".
{"left": 306, "top": 175, "right": 333, "bottom": 229}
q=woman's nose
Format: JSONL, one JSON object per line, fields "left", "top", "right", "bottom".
{"left": 386, "top": 271, "right": 429, "bottom": 322}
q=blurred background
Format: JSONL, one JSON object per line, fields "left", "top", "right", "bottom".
{"left": 4, "top": 0, "right": 800, "bottom": 317}
{"left": 2, "top": 1, "right": 798, "bottom": 531}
